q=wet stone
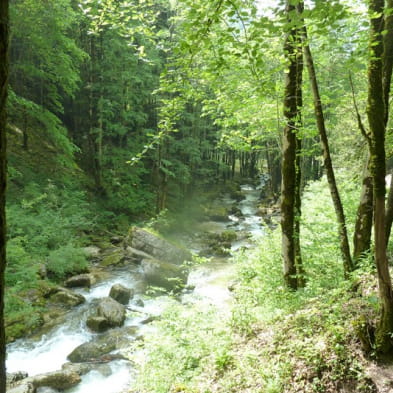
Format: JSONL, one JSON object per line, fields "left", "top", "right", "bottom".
{"left": 109, "top": 283, "right": 133, "bottom": 305}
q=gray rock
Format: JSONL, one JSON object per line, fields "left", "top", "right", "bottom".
{"left": 7, "top": 383, "right": 34, "bottom": 393}
{"left": 67, "top": 340, "right": 117, "bottom": 363}
{"left": 100, "top": 249, "right": 124, "bottom": 267}
{"left": 125, "top": 227, "right": 192, "bottom": 265}
{"left": 26, "top": 370, "right": 81, "bottom": 390}
{"left": 67, "top": 327, "right": 137, "bottom": 363}
{"left": 83, "top": 246, "right": 101, "bottom": 258}
{"left": 124, "top": 246, "right": 153, "bottom": 263}
{"left": 97, "top": 297, "right": 126, "bottom": 327}
{"left": 110, "top": 236, "right": 123, "bottom": 245}
{"left": 49, "top": 288, "right": 85, "bottom": 307}
{"left": 61, "top": 362, "right": 94, "bottom": 376}
{"left": 7, "top": 371, "right": 28, "bottom": 385}
{"left": 38, "top": 264, "right": 47, "bottom": 279}
{"left": 141, "top": 258, "right": 188, "bottom": 291}
{"left": 109, "top": 283, "right": 133, "bottom": 305}
{"left": 64, "top": 274, "right": 94, "bottom": 289}
{"left": 133, "top": 298, "right": 144, "bottom": 307}
{"left": 86, "top": 316, "right": 110, "bottom": 333}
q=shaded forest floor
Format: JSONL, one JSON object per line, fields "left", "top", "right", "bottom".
{"left": 128, "top": 176, "right": 393, "bottom": 393}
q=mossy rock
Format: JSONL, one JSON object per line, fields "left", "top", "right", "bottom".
{"left": 125, "top": 227, "right": 191, "bottom": 265}
{"left": 100, "top": 250, "right": 125, "bottom": 267}
{"left": 229, "top": 190, "right": 246, "bottom": 202}
{"left": 219, "top": 230, "right": 237, "bottom": 242}
{"left": 141, "top": 258, "right": 188, "bottom": 292}
{"left": 203, "top": 205, "right": 229, "bottom": 222}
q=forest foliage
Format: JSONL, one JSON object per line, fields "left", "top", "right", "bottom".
{"left": 5, "top": 0, "right": 393, "bottom": 390}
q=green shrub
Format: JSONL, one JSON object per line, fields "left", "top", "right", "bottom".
{"left": 46, "top": 243, "right": 89, "bottom": 280}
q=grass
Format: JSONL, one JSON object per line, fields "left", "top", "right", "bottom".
{"left": 127, "top": 174, "right": 378, "bottom": 393}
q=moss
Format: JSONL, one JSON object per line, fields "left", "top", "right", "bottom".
{"left": 100, "top": 250, "right": 125, "bottom": 267}
{"left": 352, "top": 315, "right": 375, "bottom": 354}
{"left": 6, "top": 311, "right": 44, "bottom": 342}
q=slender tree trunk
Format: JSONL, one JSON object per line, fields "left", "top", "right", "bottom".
{"left": 281, "top": 0, "right": 304, "bottom": 289}
{"left": 367, "top": 0, "right": 393, "bottom": 354}
{"left": 0, "top": 1, "right": 8, "bottom": 391}
{"left": 353, "top": 0, "right": 393, "bottom": 256}
{"left": 384, "top": 0, "right": 393, "bottom": 245}
{"left": 349, "top": 74, "right": 375, "bottom": 263}
{"left": 353, "top": 157, "right": 373, "bottom": 262}
{"left": 386, "top": 170, "right": 393, "bottom": 244}
{"left": 294, "top": 136, "right": 305, "bottom": 287}
{"left": 301, "top": 27, "right": 354, "bottom": 276}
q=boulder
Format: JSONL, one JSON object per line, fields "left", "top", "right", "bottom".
{"left": 64, "top": 274, "right": 94, "bottom": 289}
{"left": 26, "top": 370, "right": 81, "bottom": 390}
{"left": 86, "top": 316, "right": 110, "bottom": 333}
{"left": 7, "top": 371, "right": 29, "bottom": 385}
{"left": 37, "top": 264, "right": 47, "bottom": 279}
{"left": 100, "top": 249, "right": 125, "bottom": 267}
{"left": 83, "top": 246, "right": 101, "bottom": 259}
{"left": 97, "top": 297, "right": 126, "bottom": 327}
{"left": 229, "top": 205, "right": 243, "bottom": 217}
{"left": 141, "top": 258, "right": 188, "bottom": 291}
{"left": 229, "top": 190, "right": 246, "bottom": 202}
{"left": 6, "top": 383, "right": 34, "bottom": 393}
{"left": 124, "top": 246, "right": 153, "bottom": 263}
{"left": 133, "top": 298, "right": 144, "bottom": 307}
{"left": 61, "top": 362, "right": 94, "bottom": 376}
{"left": 67, "top": 340, "right": 117, "bottom": 363}
{"left": 67, "top": 327, "right": 137, "bottom": 363}
{"left": 125, "top": 227, "right": 191, "bottom": 265}
{"left": 48, "top": 288, "right": 85, "bottom": 307}
{"left": 109, "top": 284, "right": 133, "bottom": 305}
{"left": 203, "top": 205, "right": 229, "bottom": 222}
{"left": 110, "top": 236, "right": 123, "bottom": 245}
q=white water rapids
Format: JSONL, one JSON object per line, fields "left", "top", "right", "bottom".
{"left": 6, "top": 182, "right": 266, "bottom": 393}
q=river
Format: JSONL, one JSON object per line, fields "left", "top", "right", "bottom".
{"left": 6, "top": 181, "right": 266, "bottom": 393}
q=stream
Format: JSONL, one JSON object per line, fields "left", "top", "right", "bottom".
{"left": 6, "top": 181, "right": 266, "bottom": 393}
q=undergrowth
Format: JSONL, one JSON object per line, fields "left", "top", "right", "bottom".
{"left": 5, "top": 180, "right": 97, "bottom": 340}
{"left": 128, "top": 175, "right": 378, "bottom": 393}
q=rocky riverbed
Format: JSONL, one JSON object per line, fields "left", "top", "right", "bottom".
{"left": 6, "top": 180, "right": 275, "bottom": 393}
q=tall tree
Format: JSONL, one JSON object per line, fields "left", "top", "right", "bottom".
{"left": 0, "top": 0, "right": 8, "bottom": 390}
{"left": 366, "top": 0, "right": 393, "bottom": 353}
{"left": 281, "top": 0, "right": 304, "bottom": 289}
{"left": 354, "top": 0, "right": 393, "bottom": 260}
{"left": 301, "top": 22, "right": 354, "bottom": 276}
{"left": 384, "top": 0, "right": 393, "bottom": 245}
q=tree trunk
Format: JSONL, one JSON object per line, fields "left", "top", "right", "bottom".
{"left": 349, "top": 75, "right": 375, "bottom": 264}
{"left": 386, "top": 169, "right": 393, "bottom": 245}
{"left": 353, "top": 157, "right": 373, "bottom": 262}
{"left": 367, "top": 0, "right": 393, "bottom": 354}
{"left": 0, "top": 1, "right": 8, "bottom": 391}
{"left": 384, "top": 0, "right": 393, "bottom": 245}
{"left": 295, "top": 136, "right": 305, "bottom": 287}
{"left": 301, "top": 27, "right": 354, "bottom": 276}
{"left": 281, "top": 0, "right": 304, "bottom": 289}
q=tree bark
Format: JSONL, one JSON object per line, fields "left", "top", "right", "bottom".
{"left": 386, "top": 170, "right": 393, "bottom": 244}
{"left": 301, "top": 27, "right": 354, "bottom": 276}
{"left": 349, "top": 74, "right": 374, "bottom": 264}
{"left": 367, "top": 0, "right": 393, "bottom": 354}
{"left": 281, "top": 0, "right": 304, "bottom": 289}
{"left": 353, "top": 157, "right": 373, "bottom": 263}
{"left": 0, "top": 1, "right": 8, "bottom": 391}
{"left": 384, "top": 0, "right": 393, "bottom": 245}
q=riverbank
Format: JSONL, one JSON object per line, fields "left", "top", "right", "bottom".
{"left": 6, "top": 178, "right": 267, "bottom": 393}
{"left": 128, "top": 177, "right": 382, "bottom": 393}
